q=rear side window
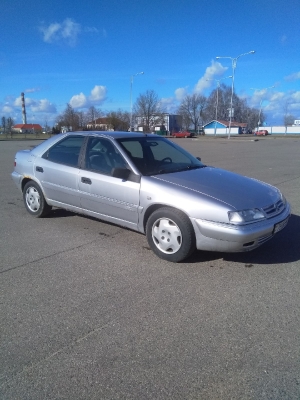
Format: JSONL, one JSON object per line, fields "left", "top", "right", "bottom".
{"left": 43, "top": 136, "right": 84, "bottom": 167}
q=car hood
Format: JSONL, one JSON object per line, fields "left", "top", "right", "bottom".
{"left": 153, "top": 167, "right": 280, "bottom": 209}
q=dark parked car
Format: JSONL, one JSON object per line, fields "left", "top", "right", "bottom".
{"left": 11, "top": 131, "right": 290, "bottom": 262}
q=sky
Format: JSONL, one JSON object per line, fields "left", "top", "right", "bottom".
{"left": 1, "top": 0, "right": 300, "bottom": 128}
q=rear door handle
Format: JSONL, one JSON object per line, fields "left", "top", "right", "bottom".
{"left": 36, "top": 166, "right": 43, "bottom": 173}
{"left": 81, "top": 177, "right": 92, "bottom": 184}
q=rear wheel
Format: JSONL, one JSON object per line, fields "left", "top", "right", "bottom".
{"left": 146, "top": 207, "right": 196, "bottom": 262}
{"left": 23, "top": 181, "right": 52, "bottom": 217}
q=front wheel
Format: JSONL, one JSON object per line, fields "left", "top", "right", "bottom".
{"left": 146, "top": 207, "right": 196, "bottom": 262}
{"left": 23, "top": 181, "right": 52, "bottom": 217}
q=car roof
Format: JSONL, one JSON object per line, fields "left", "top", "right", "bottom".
{"left": 64, "top": 131, "right": 160, "bottom": 139}
{"left": 29, "top": 131, "right": 163, "bottom": 156}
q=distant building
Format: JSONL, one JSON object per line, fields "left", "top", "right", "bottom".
{"left": 203, "top": 120, "right": 248, "bottom": 135}
{"left": 135, "top": 114, "right": 182, "bottom": 133}
{"left": 86, "top": 118, "right": 114, "bottom": 131}
{"left": 12, "top": 124, "right": 43, "bottom": 134}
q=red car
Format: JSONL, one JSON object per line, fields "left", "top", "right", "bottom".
{"left": 254, "top": 130, "right": 269, "bottom": 136}
{"left": 171, "top": 131, "right": 195, "bottom": 138}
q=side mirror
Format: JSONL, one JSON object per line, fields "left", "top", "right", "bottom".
{"left": 112, "top": 167, "right": 141, "bottom": 183}
{"left": 112, "top": 167, "right": 131, "bottom": 180}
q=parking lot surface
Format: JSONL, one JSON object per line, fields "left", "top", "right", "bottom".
{"left": 1, "top": 136, "right": 300, "bottom": 399}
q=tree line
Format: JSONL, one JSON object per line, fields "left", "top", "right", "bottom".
{"left": 3, "top": 84, "right": 296, "bottom": 134}
{"left": 1, "top": 117, "right": 15, "bottom": 133}
{"left": 54, "top": 85, "right": 265, "bottom": 133}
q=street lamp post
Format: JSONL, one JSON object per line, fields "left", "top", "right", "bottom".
{"left": 206, "top": 76, "right": 232, "bottom": 136}
{"left": 216, "top": 50, "right": 255, "bottom": 139}
{"left": 250, "top": 86, "right": 275, "bottom": 132}
{"left": 130, "top": 72, "right": 144, "bottom": 132}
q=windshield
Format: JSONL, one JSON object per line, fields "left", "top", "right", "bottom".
{"left": 116, "top": 136, "right": 205, "bottom": 175}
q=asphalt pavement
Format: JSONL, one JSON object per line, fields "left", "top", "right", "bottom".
{"left": 1, "top": 136, "right": 300, "bottom": 399}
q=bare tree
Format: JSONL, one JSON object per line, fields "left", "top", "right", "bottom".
{"left": 133, "top": 90, "right": 162, "bottom": 132}
{"left": 1, "top": 116, "right": 14, "bottom": 132}
{"left": 7, "top": 117, "right": 14, "bottom": 132}
{"left": 55, "top": 104, "right": 80, "bottom": 131}
{"left": 284, "top": 114, "right": 296, "bottom": 126}
{"left": 1, "top": 116, "right": 6, "bottom": 133}
{"left": 178, "top": 94, "right": 207, "bottom": 131}
{"left": 86, "top": 106, "right": 102, "bottom": 129}
{"left": 43, "top": 116, "right": 51, "bottom": 133}
{"left": 204, "top": 84, "right": 262, "bottom": 130}
{"left": 106, "top": 109, "right": 130, "bottom": 131}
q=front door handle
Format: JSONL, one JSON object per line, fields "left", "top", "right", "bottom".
{"left": 81, "top": 177, "right": 92, "bottom": 184}
{"left": 36, "top": 166, "right": 43, "bottom": 173}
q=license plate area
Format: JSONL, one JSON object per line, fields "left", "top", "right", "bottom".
{"left": 273, "top": 217, "right": 289, "bottom": 234}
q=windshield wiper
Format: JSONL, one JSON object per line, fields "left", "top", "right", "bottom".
{"left": 155, "top": 165, "right": 206, "bottom": 175}
{"left": 175, "top": 165, "right": 206, "bottom": 172}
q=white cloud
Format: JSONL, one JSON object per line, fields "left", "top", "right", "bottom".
{"left": 90, "top": 85, "right": 107, "bottom": 102}
{"left": 70, "top": 85, "right": 107, "bottom": 109}
{"left": 39, "top": 18, "right": 82, "bottom": 46}
{"left": 290, "top": 91, "right": 300, "bottom": 102}
{"left": 70, "top": 93, "right": 88, "bottom": 108}
{"left": 13, "top": 97, "right": 22, "bottom": 107}
{"left": 13, "top": 95, "right": 56, "bottom": 113}
{"left": 269, "top": 92, "right": 285, "bottom": 102}
{"left": 41, "top": 22, "right": 61, "bottom": 43}
{"left": 284, "top": 71, "right": 300, "bottom": 81}
{"left": 25, "top": 87, "right": 41, "bottom": 93}
{"left": 160, "top": 97, "right": 177, "bottom": 113}
{"left": 175, "top": 88, "right": 187, "bottom": 101}
{"left": 2, "top": 105, "right": 14, "bottom": 113}
{"left": 159, "top": 61, "right": 229, "bottom": 112}
{"left": 194, "top": 60, "right": 228, "bottom": 93}
{"left": 31, "top": 99, "right": 57, "bottom": 113}
{"left": 247, "top": 88, "right": 300, "bottom": 123}
{"left": 84, "top": 26, "right": 99, "bottom": 34}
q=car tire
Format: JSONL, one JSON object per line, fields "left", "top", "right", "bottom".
{"left": 146, "top": 207, "right": 196, "bottom": 262}
{"left": 23, "top": 181, "right": 52, "bottom": 217}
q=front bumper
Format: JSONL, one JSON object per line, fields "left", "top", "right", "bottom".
{"left": 191, "top": 202, "right": 291, "bottom": 252}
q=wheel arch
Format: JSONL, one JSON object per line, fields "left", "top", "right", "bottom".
{"left": 21, "top": 177, "right": 35, "bottom": 192}
{"left": 21, "top": 177, "right": 48, "bottom": 200}
{"left": 142, "top": 203, "right": 192, "bottom": 232}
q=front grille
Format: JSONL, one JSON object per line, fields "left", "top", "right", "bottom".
{"left": 257, "top": 234, "right": 273, "bottom": 245}
{"left": 263, "top": 199, "right": 285, "bottom": 218}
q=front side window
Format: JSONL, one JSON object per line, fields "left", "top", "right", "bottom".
{"left": 85, "top": 137, "right": 128, "bottom": 175}
{"left": 43, "top": 136, "right": 84, "bottom": 167}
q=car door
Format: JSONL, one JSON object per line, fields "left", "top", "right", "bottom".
{"left": 78, "top": 137, "right": 141, "bottom": 229}
{"left": 35, "top": 135, "right": 85, "bottom": 209}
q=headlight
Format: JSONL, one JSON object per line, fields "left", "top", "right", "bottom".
{"left": 228, "top": 208, "right": 265, "bottom": 224}
{"left": 280, "top": 193, "right": 286, "bottom": 206}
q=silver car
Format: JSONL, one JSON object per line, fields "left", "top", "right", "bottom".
{"left": 11, "top": 131, "right": 290, "bottom": 262}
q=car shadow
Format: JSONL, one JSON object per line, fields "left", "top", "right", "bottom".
{"left": 47, "top": 208, "right": 300, "bottom": 265}
{"left": 186, "top": 214, "right": 300, "bottom": 265}
{"left": 46, "top": 209, "right": 76, "bottom": 218}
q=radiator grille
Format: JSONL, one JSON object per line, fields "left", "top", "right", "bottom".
{"left": 263, "top": 199, "right": 285, "bottom": 218}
